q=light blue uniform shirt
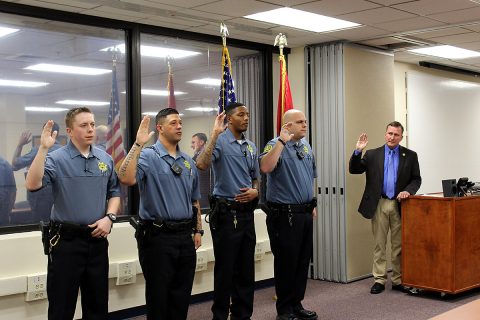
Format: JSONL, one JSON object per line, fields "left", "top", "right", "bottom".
{"left": 12, "top": 142, "right": 63, "bottom": 171}
{"left": 212, "top": 128, "right": 260, "bottom": 200}
{"left": 260, "top": 137, "right": 317, "bottom": 204}
{"left": 42, "top": 141, "right": 121, "bottom": 225}
{"left": 137, "top": 141, "right": 200, "bottom": 221}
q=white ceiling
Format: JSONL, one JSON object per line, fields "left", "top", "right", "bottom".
{"left": 3, "top": 0, "right": 480, "bottom": 72}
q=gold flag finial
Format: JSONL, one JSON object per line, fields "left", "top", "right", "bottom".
{"left": 274, "top": 33, "right": 288, "bottom": 56}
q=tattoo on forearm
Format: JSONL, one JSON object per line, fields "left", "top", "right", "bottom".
{"left": 119, "top": 144, "right": 138, "bottom": 177}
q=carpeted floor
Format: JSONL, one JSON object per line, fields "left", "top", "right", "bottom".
{"left": 128, "top": 277, "right": 480, "bottom": 320}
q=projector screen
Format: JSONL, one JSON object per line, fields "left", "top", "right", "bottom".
{"left": 407, "top": 71, "right": 480, "bottom": 194}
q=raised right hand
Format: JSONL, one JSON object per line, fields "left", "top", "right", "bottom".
{"left": 40, "top": 120, "right": 58, "bottom": 149}
{"left": 355, "top": 133, "right": 368, "bottom": 152}
{"left": 18, "top": 131, "right": 32, "bottom": 146}
{"left": 136, "top": 115, "right": 155, "bottom": 146}
{"left": 280, "top": 122, "right": 295, "bottom": 143}
{"left": 212, "top": 112, "right": 227, "bottom": 136}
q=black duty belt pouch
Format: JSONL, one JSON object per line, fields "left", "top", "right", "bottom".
{"left": 39, "top": 221, "right": 50, "bottom": 255}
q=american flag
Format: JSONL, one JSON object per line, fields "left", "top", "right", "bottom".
{"left": 106, "top": 62, "right": 125, "bottom": 168}
{"left": 218, "top": 45, "right": 236, "bottom": 113}
{"left": 167, "top": 62, "right": 176, "bottom": 109}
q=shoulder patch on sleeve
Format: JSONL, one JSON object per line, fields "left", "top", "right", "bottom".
{"left": 263, "top": 144, "right": 273, "bottom": 153}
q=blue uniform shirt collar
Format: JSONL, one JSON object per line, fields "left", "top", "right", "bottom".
{"left": 66, "top": 140, "right": 99, "bottom": 159}
{"left": 152, "top": 140, "right": 185, "bottom": 160}
{"left": 225, "top": 127, "right": 246, "bottom": 144}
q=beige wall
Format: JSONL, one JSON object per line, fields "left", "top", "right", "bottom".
{"left": 344, "top": 45, "right": 395, "bottom": 280}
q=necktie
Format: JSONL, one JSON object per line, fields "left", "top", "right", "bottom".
{"left": 386, "top": 150, "right": 395, "bottom": 199}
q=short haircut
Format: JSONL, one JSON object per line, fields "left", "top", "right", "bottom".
{"left": 65, "top": 107, "right": 92, "bottom": 129}
{"left": 225, "top": 102, "right": 245, "bottom": 116}
{"left": 386, "top": 121, "right": 404, "bottom": 134}
{"left": 193, "top": 132, "right": 207, "bottom": 142}
{"left": 155, "top": 108, "right": 179, "bottom": 125}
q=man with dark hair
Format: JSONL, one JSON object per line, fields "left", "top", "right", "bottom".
{"left": 260, "top": 109, "right": 318, "bottom": 320}
{"left": 26, "top": 107, "right": 121, "bottom": 319}
{"left": 119, "top": 108, "right": 202, "bottom": 319}
{"left": 191, "top": 132, "right": 210, "bottom": 208}
{"left": 0, "top": 156, "right": 16, "bottom": 226}
{"left": 12, "top": 122, "right": 63, "bottom": 223}
{"left": 349, "top": 121, "right": 421, "bottom": 294}
{"left": 196, "top": 102, "right": 259, "bottom": 320}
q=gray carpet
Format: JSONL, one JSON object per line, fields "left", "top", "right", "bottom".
{"left": 128, "top": 277, "right": 480, "bottom": 319}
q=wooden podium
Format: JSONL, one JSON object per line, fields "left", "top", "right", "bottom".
{"left": 402, "top": 195, "right": 480, "bottom": 294}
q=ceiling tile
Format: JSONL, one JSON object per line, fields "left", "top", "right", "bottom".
{"left": 28, "top": 0, "right": 100, "bottom": 9}
{"left": 193, "top": 0, "right": 280, "bottom": 17}
{"left": 177, "top": 8, "right": 235, "bottom": 21}
{"left": 227, "top": 17, "right": 278, "bottom": 30}
{"left": 428, "top": 7, "right": 480, "bottom": 24}
{"left": 393, "top": 0, "right": 477, "bottom": 16}
{"left": 269, "top": 26, "right": 315, "bottom": 37}
{"left": 456, "top": 41, "right": 480, "bottom": 50}
{"left": 430, "top": 32, "right": 480, "bottom": 45}
{"left": 367, "top": 0, "right": 420, "bottom": 5}
{"left": 287, "top": 33, "right": 339, "bottom": 46}
{"left": 86, "top": 5, "right": 154, "bottom": 19}
{"left": 463, "top": 23, "right": 480, "bottom": 33}
{"left": 140, "top": 17, "right": 205, "bottom": 29}
{"left": 374, "top": 16, "right": 445, "bottom": 33}
{"left": 408, "top": 27, "right": 473, "bottom": 39}
{"left": 16, "top": 0, "right": 86, "bottom": 12}
{"left": 80, "top": 9, "right": 145, "bottom": 22}
{"left": 122, "top": 0, "right": 219, "bottom": 8}
{"left": 294, "top": 0, "right": 381, "bottom": 16}
{"left": 329, "top": 26, "right": 391, "bottom": 41}
{"left": 258, "top": 0, "right": 320, "bottom": 6}
{"left": 119, "top": 0, "right": 182, "bottom": 10}
{"left": 338, "top": 7, "right": 417, "bottom": 25}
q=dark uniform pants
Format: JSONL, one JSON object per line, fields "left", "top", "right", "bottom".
{"left": 47, "top": 234, "right": 108, "bottom": 320}
{"left": 266, "top": 211, "right": 313, "bottom": 315}
{"left": 210, "top": 210, "right": 256, "bottom": 320}
{"left": 138, "top": 229, "right": 196, "bottom": 320}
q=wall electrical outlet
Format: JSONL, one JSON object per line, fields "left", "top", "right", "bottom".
{"left": 116, "top": 261, "right": 136, "bottom": 285}
{"left": 195, "top": 251, "right": 208, "bottom": 272}
{"left": 25, "top": 274, "right": 47, "bottom": 301}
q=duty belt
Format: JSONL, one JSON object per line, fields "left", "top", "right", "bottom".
{"left": 141, "top": 218, "right": 193, "bottom": 233}
{"left": 266, "top": 202, "right": 312, "bottom": 214}
{"left": 50, "top": 221, "right": 94, "bottom": 238}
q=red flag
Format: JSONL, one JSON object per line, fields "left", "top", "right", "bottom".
{"left": 277, "top": 54, "right": 293, "bottom": 135}
{"left": 167, "top": 63, "right": 176, "bottom": 109}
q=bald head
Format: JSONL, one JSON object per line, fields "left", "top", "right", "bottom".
{"left": 96, "top": 125, "right": 108, "bottom": 144}
{"left": 282, "top": 109, "right": 307, "bottom": 141}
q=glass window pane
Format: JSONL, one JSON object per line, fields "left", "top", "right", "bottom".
{"left": 139, "top": 33, "right": 263, "bottom": 209}
{"left": 0, "top": 12, "right": 127, "bottom": 227}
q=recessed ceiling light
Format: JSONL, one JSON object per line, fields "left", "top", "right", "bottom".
{"left": 0, "top": 26, "right": 19, "bottom": 37}
{"left": 244, "top": 8, "right": 360, "bottom": 33}
{"left": 25, "top": 106, "right": 69, "bottom": 112}
{"left": 142, "top": 111, "right": 184, "bottom": 116}
{"left": 25, "top": 63, "right": 111, "bottom": 75}
{"left": 188, "top": 78, "right": 220, "bottom": 86}
{"left": 101, "top": 44, "right": 200, "bottom": 59}
{"left": 185, "top": 107, "right": 217, "bottom": 112}
{"left": 121, "top": 90, "right": 186, "bottom": 96}
{"left": 442, "top": 80, "right": 480, "bottom": 89}
{"left": 409, "top": 45, "right": 480, "bottom": 59}
{"left": 56, "top": 100, "right": 109, "bottom": 106}
{"left": 0, "top": 79, "right": 49, "bottom": 88}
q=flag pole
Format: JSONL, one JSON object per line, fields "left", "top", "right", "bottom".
{"left": 274, "top": 33, "right": 292, "bottom": 135}
{"left": 219, "top": 22, "right": 230, "bottom": 112}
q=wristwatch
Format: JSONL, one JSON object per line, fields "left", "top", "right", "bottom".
{"left": 106, "top": 213, "right": 117, "bottom": 222}
{"left": 194, "top": 229, "right": 204, "bottom": 236}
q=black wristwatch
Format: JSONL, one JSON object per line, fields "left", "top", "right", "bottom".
{"left": 106, "top": 213, "right": 117, "bottom": 222}
{"left": 194, "top": 229, "right": 204, "bottom": 236}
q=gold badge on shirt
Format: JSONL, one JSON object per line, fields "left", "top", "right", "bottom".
{"left": 303, "top": 145, "right": 309, "bottom": 154}
{"left": 184, "top": 160, "right": 191, "bottom": 170}
{"left": 98, "top": 162, "right": 108, "bottom": 173}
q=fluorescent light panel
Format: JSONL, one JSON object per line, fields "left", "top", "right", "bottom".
{"left": 0, "top": 79, "right": 48, "bottom": 88}
{"left": 188, "top": 78, "right": 220, "bottom": 86}
{"left": 185, "top": 107, "right": 217, "bottom": 112}
{"left": 244, "top": 8, "right": 360, "bottom": 33}
{"left": 101, "top": 44, "right": 200, "bottom": 59}
{"left": 25, "top": 106, "right": 69, "bottom": 112}
{"left": 25, "top": 63, "right": 111, "bottom": 75}
{"left": 409, "top": 45, "right": 480, "bottom": 59}
{"left": 121, "top": 90, "right": 186, "bottom": 96}
{"left": 56, "top": 100, "right": 109, "bottom": 106}
{"left": 0, "top": 27, "right": 19, "bottom": 37}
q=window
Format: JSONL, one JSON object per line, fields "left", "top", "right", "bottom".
{"left": 0, "top": 12, "right": 127, "bottom": 227}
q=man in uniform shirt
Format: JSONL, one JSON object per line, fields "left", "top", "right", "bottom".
{"left": 260, "top": 109, "right": 318, "bottom": 320}
{"left": 196, "top": 102, "right": 260, "bottom": 320}
{"left": 12, "top": 122, "right": 63, "bottom": 223}
{"left": 26, "top": 107, "right": 121, "bottom": 320}
{"left": 349, "top": 121, "right": 421, "bottom": 294}
{"left": 191, "top": 132, "right": 211, "bottom": 208}
{"left": 118, "top": 108, "right": 202, "bottom": 320}
{"left": 0, "top": 156, "right": 16, "bottom": 225}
